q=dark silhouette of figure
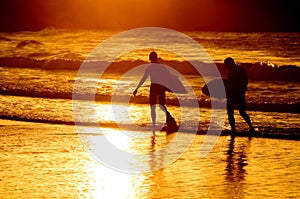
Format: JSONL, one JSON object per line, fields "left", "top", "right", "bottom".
{"left": 133, "top": 52, "right": 176, "bottom": 128}
{"left": 224, "top": 57, "right": 255, "bottom": 133}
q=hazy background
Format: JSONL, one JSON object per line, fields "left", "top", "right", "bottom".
{"left": 0, "top": 0, "right": 299, "bottom": 32}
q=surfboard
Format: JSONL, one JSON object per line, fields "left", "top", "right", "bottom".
{"left": 202, "top": 78, "right": 228, "bottom": 99}
{"left": 164, "top": 73, "right": 188, "bottom": 94}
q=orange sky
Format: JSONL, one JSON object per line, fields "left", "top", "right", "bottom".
{"left": 0, "top": 0, "right": 298, "bottom": 31}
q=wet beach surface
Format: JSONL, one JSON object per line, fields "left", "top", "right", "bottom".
{"left": 0, "top": 120, "right": 299, "bottom": 198}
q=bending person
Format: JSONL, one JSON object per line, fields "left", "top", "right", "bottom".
{"left": 224, "top": 57, "right": 255, "bottom": 133}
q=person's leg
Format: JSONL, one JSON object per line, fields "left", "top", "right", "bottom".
{"left": 157, "top": 87, "right": 176, "bottom": 127}
{"left": 157, "top": 89, "right": 168, "bottom": 114}
{"left": 149, "top": 85, "right": 157, "bottom": 126}
{"left": 227, "top": 98, "right": 236, "bottom": 131}
{"left": 150, "top": 105, "right": 156, "bottom": 126}
{"left": 238, "top": 95, "right": 254, "bottom": 132}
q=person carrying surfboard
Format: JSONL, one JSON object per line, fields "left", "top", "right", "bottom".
{"left": 224, "top": 57, "right": 255, "bottom": 133}
{"left": 133, "top": 51, "right": 177, "bottom": 128}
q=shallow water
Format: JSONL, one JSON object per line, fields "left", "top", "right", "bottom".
{"left": 0, "top": 67, "right": 299, "bottom": 110}
{"left": 0, "top": 121, "right": 299, "bottom": 198}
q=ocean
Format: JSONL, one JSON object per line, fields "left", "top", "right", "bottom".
{"left": 1, "top": 28, "right": 300, "bottom": 65}
{"left": 0, "top": 28, "right": 299, "bottom": 198}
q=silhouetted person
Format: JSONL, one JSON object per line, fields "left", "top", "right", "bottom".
{"left": 133, "top": 52, "right": 176, "bottom": 128}
{"left": 224, "top": 57, "right": 255, "bottom": 132}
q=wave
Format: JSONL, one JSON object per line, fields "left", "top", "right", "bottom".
{"left": 0, "top": 57, "right": 299, "bottom": 81}
{"left": 0, "top": 36, "right": 11, "bottom": 41}
{"left": 0, "top": 57, "right": 82, "bottom": 70}
{"left": 16, "top": 40, "right": 43, "bottom": 48}
{"left": 0, "top": 88, "right": 299, "bottom": 113}
{"left": 37, "top": 27, "right": 70, "bottom": 36}
{"left": 0, "top": 115, "right": 299, "bottom": 140}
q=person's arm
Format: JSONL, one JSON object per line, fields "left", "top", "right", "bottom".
{"left": 133, "top": 68, "right": 149, "bottom": 96}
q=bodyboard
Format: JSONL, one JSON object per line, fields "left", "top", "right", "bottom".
{"left": 164, "top": 74, "right": 187, "bottom": 94}
{"left": 202, "top": 78, "right": 228, "bottom": 99}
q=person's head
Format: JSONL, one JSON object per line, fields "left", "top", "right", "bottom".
{"left": 149, "top": 51, "right": 158, "bottom": 63}
{"left": 224, "top": 57, "right": 236, "bottom": 71}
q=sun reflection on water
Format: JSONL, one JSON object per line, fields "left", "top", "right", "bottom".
{"left": 1, "top": 122, "right": 297, "bottom": 198}
{"left": 83, "top": 160, "right": 146, "bottom": 199}
{"left": 78, "top": 125, "right": 181, "bottom": 198}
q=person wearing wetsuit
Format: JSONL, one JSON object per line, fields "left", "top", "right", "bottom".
{"left": 224, "top": 57, "right": 255, "bottom": 133}
{"left": 133, "top": 52, "right": 175, "bottom": 127}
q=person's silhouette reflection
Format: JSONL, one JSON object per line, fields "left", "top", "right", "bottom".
{"left": 225, "top": 135, "right": 249, "bottom": 197}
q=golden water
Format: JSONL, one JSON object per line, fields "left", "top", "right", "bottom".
{"left": 0, "top": 120, "right": 299, "bottom": 198}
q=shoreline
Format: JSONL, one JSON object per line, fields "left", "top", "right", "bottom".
{"left": 1, "top": 118, "right": 299, "bottom": 140}
{"left": 0, "top": 91, "right": 299, "bottom": 113}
